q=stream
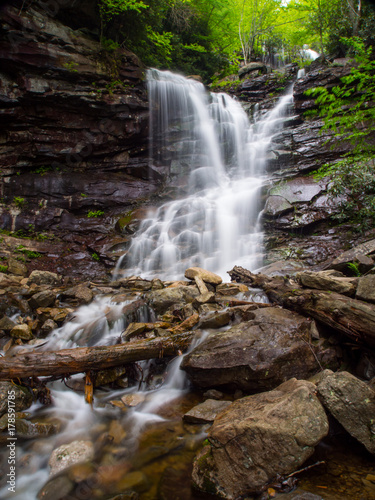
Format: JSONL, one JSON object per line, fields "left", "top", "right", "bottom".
{"left": 1, "top": 71, "right": 373, "bottom": 499}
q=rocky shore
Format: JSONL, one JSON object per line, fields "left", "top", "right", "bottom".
{"left": 0, "top": 242, "right": 375, "bottom": 498}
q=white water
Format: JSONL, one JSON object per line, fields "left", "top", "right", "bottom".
{"left": 0, "top": 73, "right": 295, "bottom": 499}
{"left": 114, "top": 69, "right": 293, "bottom": 281}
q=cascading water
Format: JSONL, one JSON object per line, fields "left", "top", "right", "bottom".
{"left": 115, "top": 69, "right": 294, "bottom": 280}
{"left": 0, "top": 74, "right": 296, "bottom": 500}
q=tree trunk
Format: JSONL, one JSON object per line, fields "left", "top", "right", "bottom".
{"left": 0, "top": 332, "right": 195, "bottom": 380}
{"left": 228, "top": 266, "right": 375, "bottom": 346}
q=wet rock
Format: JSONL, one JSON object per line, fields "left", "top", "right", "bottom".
{"left": 264, "top": 195, "right": 293, "bottom": 217}
{"left": 193, "top": 291, "right": 216, "bottom": 305}
{"left": 185, "top": 267, "right": 222, "bottom": 285}
{"left": 117, "top": 471, "right": 150, "bottom": 494}
{"left": 40, "top": 319, "right": 57, "bottom": 337}
{"left": 29, "top": 290, "right": 56, "bottom": 309}
{"left": 203, "top": 389, "right": 225, "bottom": 400}
{"left": 37, "top": 475, "right": 74, "bottom": 500}
{"left": 257, "top": 260, "right": 307, "bottom": 277}
{"left": 61, "top": 285, "right": 93, "bottom": 304}
{"left": 216, "top": 283, "right": 248, "bottom": 295}
{"left": 192, "top": 379, "right": 328, "bottom": 498}
{"left": 316, "top": 370, "right": 375, "bottom": 454}
{"left": 10, "top": 323, "right": 33, "bottom": 340}
{"left": 27, "top": 270, "right": 62, "bottom": 287}
{"left": 183, "top": 399, "right": 232, "bottom": 424}
{"left": 0, "top": 381, "right": 33, "bottom": 417}
{"left": 198, "top": 310, "right": 231, "bottom": 329}
{"left": 147, "top": 286, "right": 199, "bottom": 315}
{"left": 16, "top": 419, "right": 59, "bottom": 439}
{"left": 181, "top": 307, "right": 319, "bottom": 391}
{"left": 95, "top": 366, "right": 127, "bottom": 387}
{"left": 121, "top": 393, "right": 146, "bottom": 407}
{"left": 297, "top": 270, "right": 358, "bottom": 296}
{"left": 269, "top": 177, "right": 326, "bottom": 204}
{"left": 0, "top": 315, "right": 16, "bottom": 332}
{"left": 8, "top": 258, "right": 28, "bottom": 277}
{"left": 356, "top": 275, "right": 375, "bottom": 304}
{"left": 330, "top": 239, "right": 375, "bottom": 273}
{"left": 48, "top": 440, "right": 95, "bottom": 476}
{"left": 277, "top": 489, "right": 324, "bottom": 499}
{"left": 239, "top": 62, "right": 267, "bottom": 79}
{"left": 108, "top": 420, "right": 127, "bottom": 444}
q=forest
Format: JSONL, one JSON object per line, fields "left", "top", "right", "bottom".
{"left": 98, "top": 0, "right": 375, "bottom": 82}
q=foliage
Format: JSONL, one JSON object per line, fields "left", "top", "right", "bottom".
{"left": 13, "top": 197, "right": 26, "bottom": 209}
{"left": 347, "top": 261, "right": 361, "bottom": 276}
{"left": 87, "top": 210, "right": 105, "bottom": 218}
{"left": 309, "top": 37, "right": 375, "bottom": 231}
{"left": 15, "top": 245, "right": 41, "bottom": 259}
{"left": 63, "top": 61, "right": 79, "bottom": 73}
{"left": 92, "top": 252, "right": 100, "bottom": 261}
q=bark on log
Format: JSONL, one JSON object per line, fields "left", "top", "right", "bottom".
{"left": 228, "top": 266, "right": 375, "bottom": 346}
{"left": 0, "top": 331, "right": 195, "bottom": 380}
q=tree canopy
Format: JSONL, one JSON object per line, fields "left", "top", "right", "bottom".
{"left": 97, "top": 0, "right": 375, "bottom": 81}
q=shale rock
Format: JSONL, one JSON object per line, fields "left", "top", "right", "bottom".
{"left": 330, "top": 239, "right": 375, "bottom": 273}
{"left": 192, "top": 379, "right": 329, "bottom": 498}
{"left": 181, "top": 307, "right": 320, "bottom": 391}
{"left": 316, "top": 370, "right": 375, "bottom": 454}
{"left": 356, "top": 275, "right": 375, "bottom": 304}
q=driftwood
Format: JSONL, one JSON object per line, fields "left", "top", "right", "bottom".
{"left": 0, "top": 331, "right": 195, "bottom": 380}
{"left": 228, "top": 266, "right": 375, "bottom": 347}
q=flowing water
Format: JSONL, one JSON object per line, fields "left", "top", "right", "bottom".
{"left": 5, "top": 72, "right": 364, "bottom": 500}
{"left": 115, "top": 69, "right": 294, "bottom": 281}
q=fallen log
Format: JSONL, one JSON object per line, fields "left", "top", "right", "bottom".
{"left": 0, "top": 331, "right": 195, "bottom": 380}
{"left": 228, "top": 266, "right": 375, "bottom": 347}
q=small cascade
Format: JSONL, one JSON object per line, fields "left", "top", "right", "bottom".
{"left": 115, "top": 69, "right": 294, "bottom": 280}
{"left": 297, "top": 67, "right": 306, "bottom": 79}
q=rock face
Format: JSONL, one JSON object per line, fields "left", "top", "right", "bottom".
{"left": 192, "top": 379, "right": 329, "bottom": 498}
{"left": 317, "top": 370, "right": 375, "bottom": 454}
{"left": 0, "top": 3, "right": 163, "bottom": 279}
{"left": 181, "top": 307, "right": 321, "bottom": 391}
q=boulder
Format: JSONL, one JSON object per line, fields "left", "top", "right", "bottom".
{"left": 27, "top": 270, "right": 61, "bottom": 287}
{"left": 356, "top": 275, "right": 375, "bottom": 304}
{"left": 184, "top": 267, "right": 222, "bottom": 285}
{"left": 264, "top": 195, "right": 293, "bottom": 217}
{"left": 0, "top": 315, "right": 16, "bottom": 332}
{"left": 297, "top": 270, "right": 358, "bottom": 296}
{"left": 316, "top": 370, "right": 375, "bottom": 454}
{"left": 8, "top": 258, "right": 28, "bottom": 277}
{"left": 181, "top": 307, "right": 320, "bottom": 391}
{"left": 10, "top": 323, "right": 33, "bottom": 340}
{"left": 183, "top": 399, "right": 232, "bottom": 424}
{"left": 192, "top": 379, "right": 329, "bottom": 498}
{"left": 146, "top": 286, "right": 199, "bottom": 315}
{"left": 28, "top": 290, "right": 56, "bottom": 309}
{"left": 0, "top": 381, "right": 33, "bottom": 418}
{"left": 48, "top": 440, "right": 95, "bottom": 476}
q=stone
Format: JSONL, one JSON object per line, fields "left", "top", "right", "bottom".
{"left": 10, "top": 323, "right": 33, "bottom": 340}
{"left": 184, "top": 267, "right": 222, "bottom": 285}
{"left": 40, "top": 319, "right": 57, "bottom": 337}
{"left": 239, "top": 62, "right": 267, "bottom": 79}
{"left": 354, "top": 254, "right": 374, "bottom": 274}
{"left": 48, "top": 440, "right": 95, "bottom": 476}
{"left": 330, "top": 238, "right": 375, "bottom": 272}
{"left": 61, "top": 285, "right": 93, "bottom": 304}
{"left": 316, "top": 370, "right": 375, "bottom": 454}
{"left": 264, "top": 195, "right": 293, "bottom": 217}
{"left": 37, "top": 475, "right": 74, "bottom": 500}
{"left": 183, "top": 399, "right": 232, "bottom": 424}
{"left": 269, "top": 177, "right": 326, "bottom": 204}
{"left": 8, "top": 257, "right": 28, "bottom": 276}
{"left": 181, "top": 307, "right": 320, "bottom": 391}
{"left": 203, "top": 389, "right": 225, "bottom": 400}
{"left": 27, "top": 270, "right": 61, "bottom": 287}
{"left": 356, "top": 275, "right": 375, "bottom": 304}
{"left": 192, "top": 379, "right": 328, "bottom": 498}
{"left": 297, "top": 270, "right": 358, "bottom": 296}
{"left": 0, "top": 315, "right": 16, "bottom": 332}
{"left": 198, "top": 311, "right": 231, "bottom": 329}
{"left": 121, "top": 393, "right": 146, "bottom": 407}
{"left": 0, "top": 381, "right": 33, "bottom": 418}
{"left": 28, "top": 290, "right": 56, "bottom": 309}
{"left": 147, "top": 286, "right": 199, "bottom": 315}
{"left": 16, "top": 419, "right": 59, "bottom": 438}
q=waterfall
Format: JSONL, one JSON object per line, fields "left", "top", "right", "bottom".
{"left": 115, "top": 69, "right": 293, "bottom": 281}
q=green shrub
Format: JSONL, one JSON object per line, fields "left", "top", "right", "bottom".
{"left": 13, "top": 197, "right": 26, "bottom": 209}
{"left": 0, "top": 265, "right": 8, "bottom": 273}
{"left": 88, "top": 210, "right": 104, "bottom": 218}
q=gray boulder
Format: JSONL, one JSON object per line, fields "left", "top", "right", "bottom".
{"left": 316, "top": 370, "right": 375, "bottom": 454}
{"left": 146, "top": 285, "right": 199, "bottom": 315}
{"left": 181, "top": 307, "right": 321, "bottom": 391}
{"left": 192, "top": 379, "right": 329, "bottom": 498}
